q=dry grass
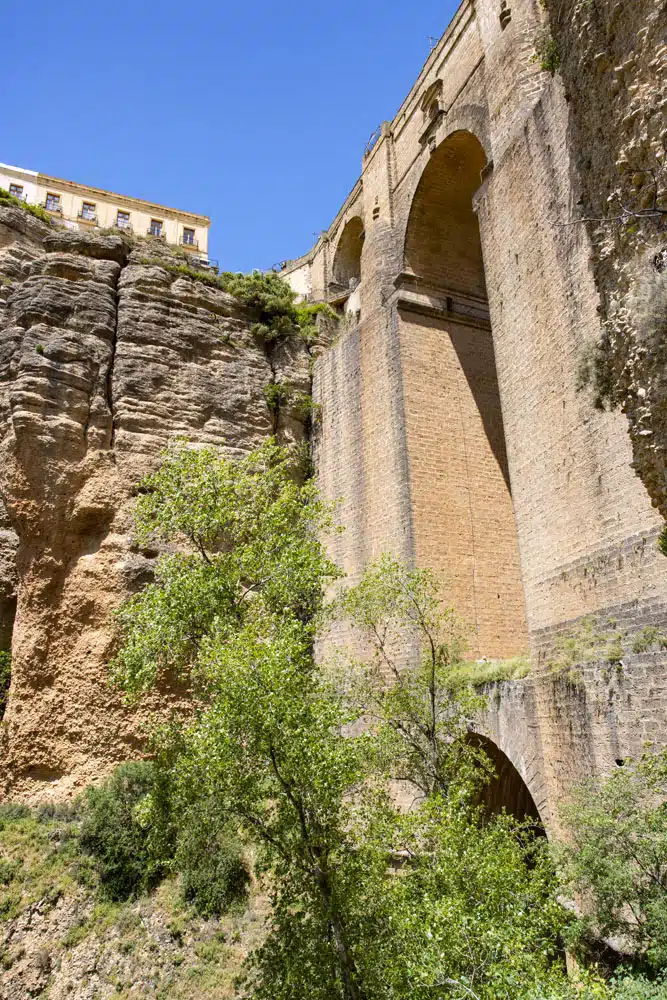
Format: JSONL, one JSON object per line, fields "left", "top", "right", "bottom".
{"left": 446, "top": 655, "right": 531, "bottom": 689}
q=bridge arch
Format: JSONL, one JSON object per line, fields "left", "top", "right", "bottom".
{"left": 402, "top": 128, "right": 489, "bottom": 295}
{"left": 330, "top": 215, "right": 364, "bottom": 319}
{"left": 396, "top": 105, "right": 490, "bottom": 262}
{"left": 390, "top": 123, "right": 528, "bottom": 658}
{"left": 469, "top": 732, "right": 545, "bottom": 831}
{"left": 331, "top": 215, "right": 364, "bottom": 290}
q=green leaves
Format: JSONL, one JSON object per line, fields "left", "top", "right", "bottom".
{"left": 111, "top": 448, "right": 606, "bottom": 999}
{"left": 112, "top": 440, "right": 340, "bottom": 697}
{"left": 78, "top": 761, "right": 173, "bottom": 901}
{"left": 557, "top": 749, "right": 667, "bottom": 969}
{"left": 335, "top": 555, "right": 484, "bottom": 798}
{"left": 148, "top": 265, "right": 327, "bottom": 345}
{"left": 350, "top": 797, "right": 569, "bottom": 999}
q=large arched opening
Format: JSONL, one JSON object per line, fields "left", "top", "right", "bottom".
{"left": 404, "top": 130, "right": 488, "bottom": 300}
{"left": 332, "top": 216, "right": 364, "bottom": 288}
{"left": 397, "top": 130, "right": 528, "bottom": 659}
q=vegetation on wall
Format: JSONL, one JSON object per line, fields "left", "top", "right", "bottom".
{"left": 577, "top": 253, "right": 667, "bottom": 413}
{"left": 0, "top": 187, "right": 52, "bottom": 225}
{"left": 541, "top": 616, "right": 667, "bottom": 684}
{"left": 557, "top": 749, "right": 667, "bottom": 974}
{"left": 140, "top": 259, "right": 337, "bottom": 347}
{"left": 445, "top": 654, "right": 531, "bottom": 689}
{"left": 532, "top": 28, "right": 561, "bottom": 75}
{"left": 263, "top": 380, "right": 321, "bottom": 434}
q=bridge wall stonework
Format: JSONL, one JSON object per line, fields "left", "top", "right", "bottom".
{"left": 284, "top": 0, "right": 667, "bottom": 826}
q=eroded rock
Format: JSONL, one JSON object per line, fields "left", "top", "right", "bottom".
{"left": 0, "top": 210, "right": 312, "bottom": 798}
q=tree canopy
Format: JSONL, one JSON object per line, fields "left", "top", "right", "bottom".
{"left": 108, "top": 440, "right": 667, "bottom": 1000}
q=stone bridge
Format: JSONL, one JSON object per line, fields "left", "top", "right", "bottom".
{"left": 281, "top": 0, "right": 667, "bottom": 830}
{"left": 1, "top": 0, "right": 665, "bottom": 817}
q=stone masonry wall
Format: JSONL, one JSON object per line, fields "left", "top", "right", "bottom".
{"left": 306, "top": 0, "right": 667, "bottom": 826}
{"left": 3, "top": 0, "right": 667, "bottom": 827}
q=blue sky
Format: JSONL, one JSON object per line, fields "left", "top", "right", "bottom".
{"left": 2, "top": 1, "right": 460, "bottom": 271}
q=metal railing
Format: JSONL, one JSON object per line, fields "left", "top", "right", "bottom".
{"left": 78, "top": 211, "right": 98, "bottom": 223}
{"left": 180, "top": 236, "right": 199, "bottom": 249}
{"left": 147, "top": 227, "right": 166, "bottom": 239}
{"left": 195, "top": 256, "right": 217, "bottom": 271}
{"left": 115, "top": 221, "right": 133, "bottom": 232}
{"left": 43, "top": 201, "right": 62, "bottom": 213}
{"left": 9, "top": 190, "right": 27, "bottom": 202}
{"left": 364, "top": 125, "right": 382, "bottom": 157}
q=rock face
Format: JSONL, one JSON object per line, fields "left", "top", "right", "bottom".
{"left": 543, "top": 0, "right": 667, "bottom": 517}
{"left": 0, "top": 209, "right": 311, "bottom": 799}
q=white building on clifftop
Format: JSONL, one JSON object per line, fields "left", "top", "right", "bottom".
{"left": 0, "top": 161, "right": 211, "bottom": 262}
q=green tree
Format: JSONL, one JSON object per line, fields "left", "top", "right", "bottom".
{"left": 557, "top": 749, "right": 667, "bottom": 971}
{"left": 112, "top": 439, "right": 339, "bottom": 694}
{"left": 332, "top": 558, "right": 573, "bottom": 999}
{"left": 113, "top": 440, "right": 373, "bottom": 998}
{"left": 168, "top": 613, "right": 378, "bottom": 999}
{"left": 112, "top": 444, "right": 572, "bottom": 999}
{"left": 335, "top": 556, "right": 488, "bottom": 798}
{"left": 350, "top": 796, "right": 572, "bottom": 1000}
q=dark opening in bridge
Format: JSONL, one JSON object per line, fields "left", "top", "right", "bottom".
{"left": 332, "top": 216, "right": 364, "bottom": 290}
{"left": 404, "top": 130, "right": 488, "bottom": 300}
{"left": 469, "top": 733, "right": 544, "bottom": 832}
{"left": 402, "top": 129, "right": 513, "bottom": 494}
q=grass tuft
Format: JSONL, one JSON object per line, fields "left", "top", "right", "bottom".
{"left": 446, "top": 655, "right": 531, "bottom": 688}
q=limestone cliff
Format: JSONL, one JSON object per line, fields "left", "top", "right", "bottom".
{"left": 543, "top": 0, "right": 667, "bottom": 517}
{"left": 0, "top": 208, "right": 312, "bottom": 800}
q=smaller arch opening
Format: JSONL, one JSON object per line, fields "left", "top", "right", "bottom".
{"left": 469, "top": 734, "right": 544, "bottom": 833}
{"left": 331, "top": 216, "right": 364, "bottom": 291}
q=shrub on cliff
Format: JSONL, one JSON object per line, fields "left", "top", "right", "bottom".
{"left": 557, "top": 749, "right": 667, "bottom": 971}
{"left": 175, "top": 800, "right": 250, "bottom": 918}
{"left": 78, "top": 760, "right": 173, "bottom": 900}
{"left": 0, "top": 187, "right": 52, "bottom": 225}
{"left": 150, "top": 260, "right": 336, "bottom": 345}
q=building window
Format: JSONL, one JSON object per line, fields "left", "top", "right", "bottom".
{"left": 116, "top": 210, "right": 131, "bottom": 229}
{"left": 81, "top": 202, "right": 96, "bottom": 221}
{"left": 45, "top": 192, "right": 61, "bottom": 212}
{"left": 182, "top": 227, "right": 196, "bottom": 246}
{"left": 9, "top": 184, "right": 23, "bottom": 200}
{"left": 150, "top": 219, "right": 163, "bottom": 237}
